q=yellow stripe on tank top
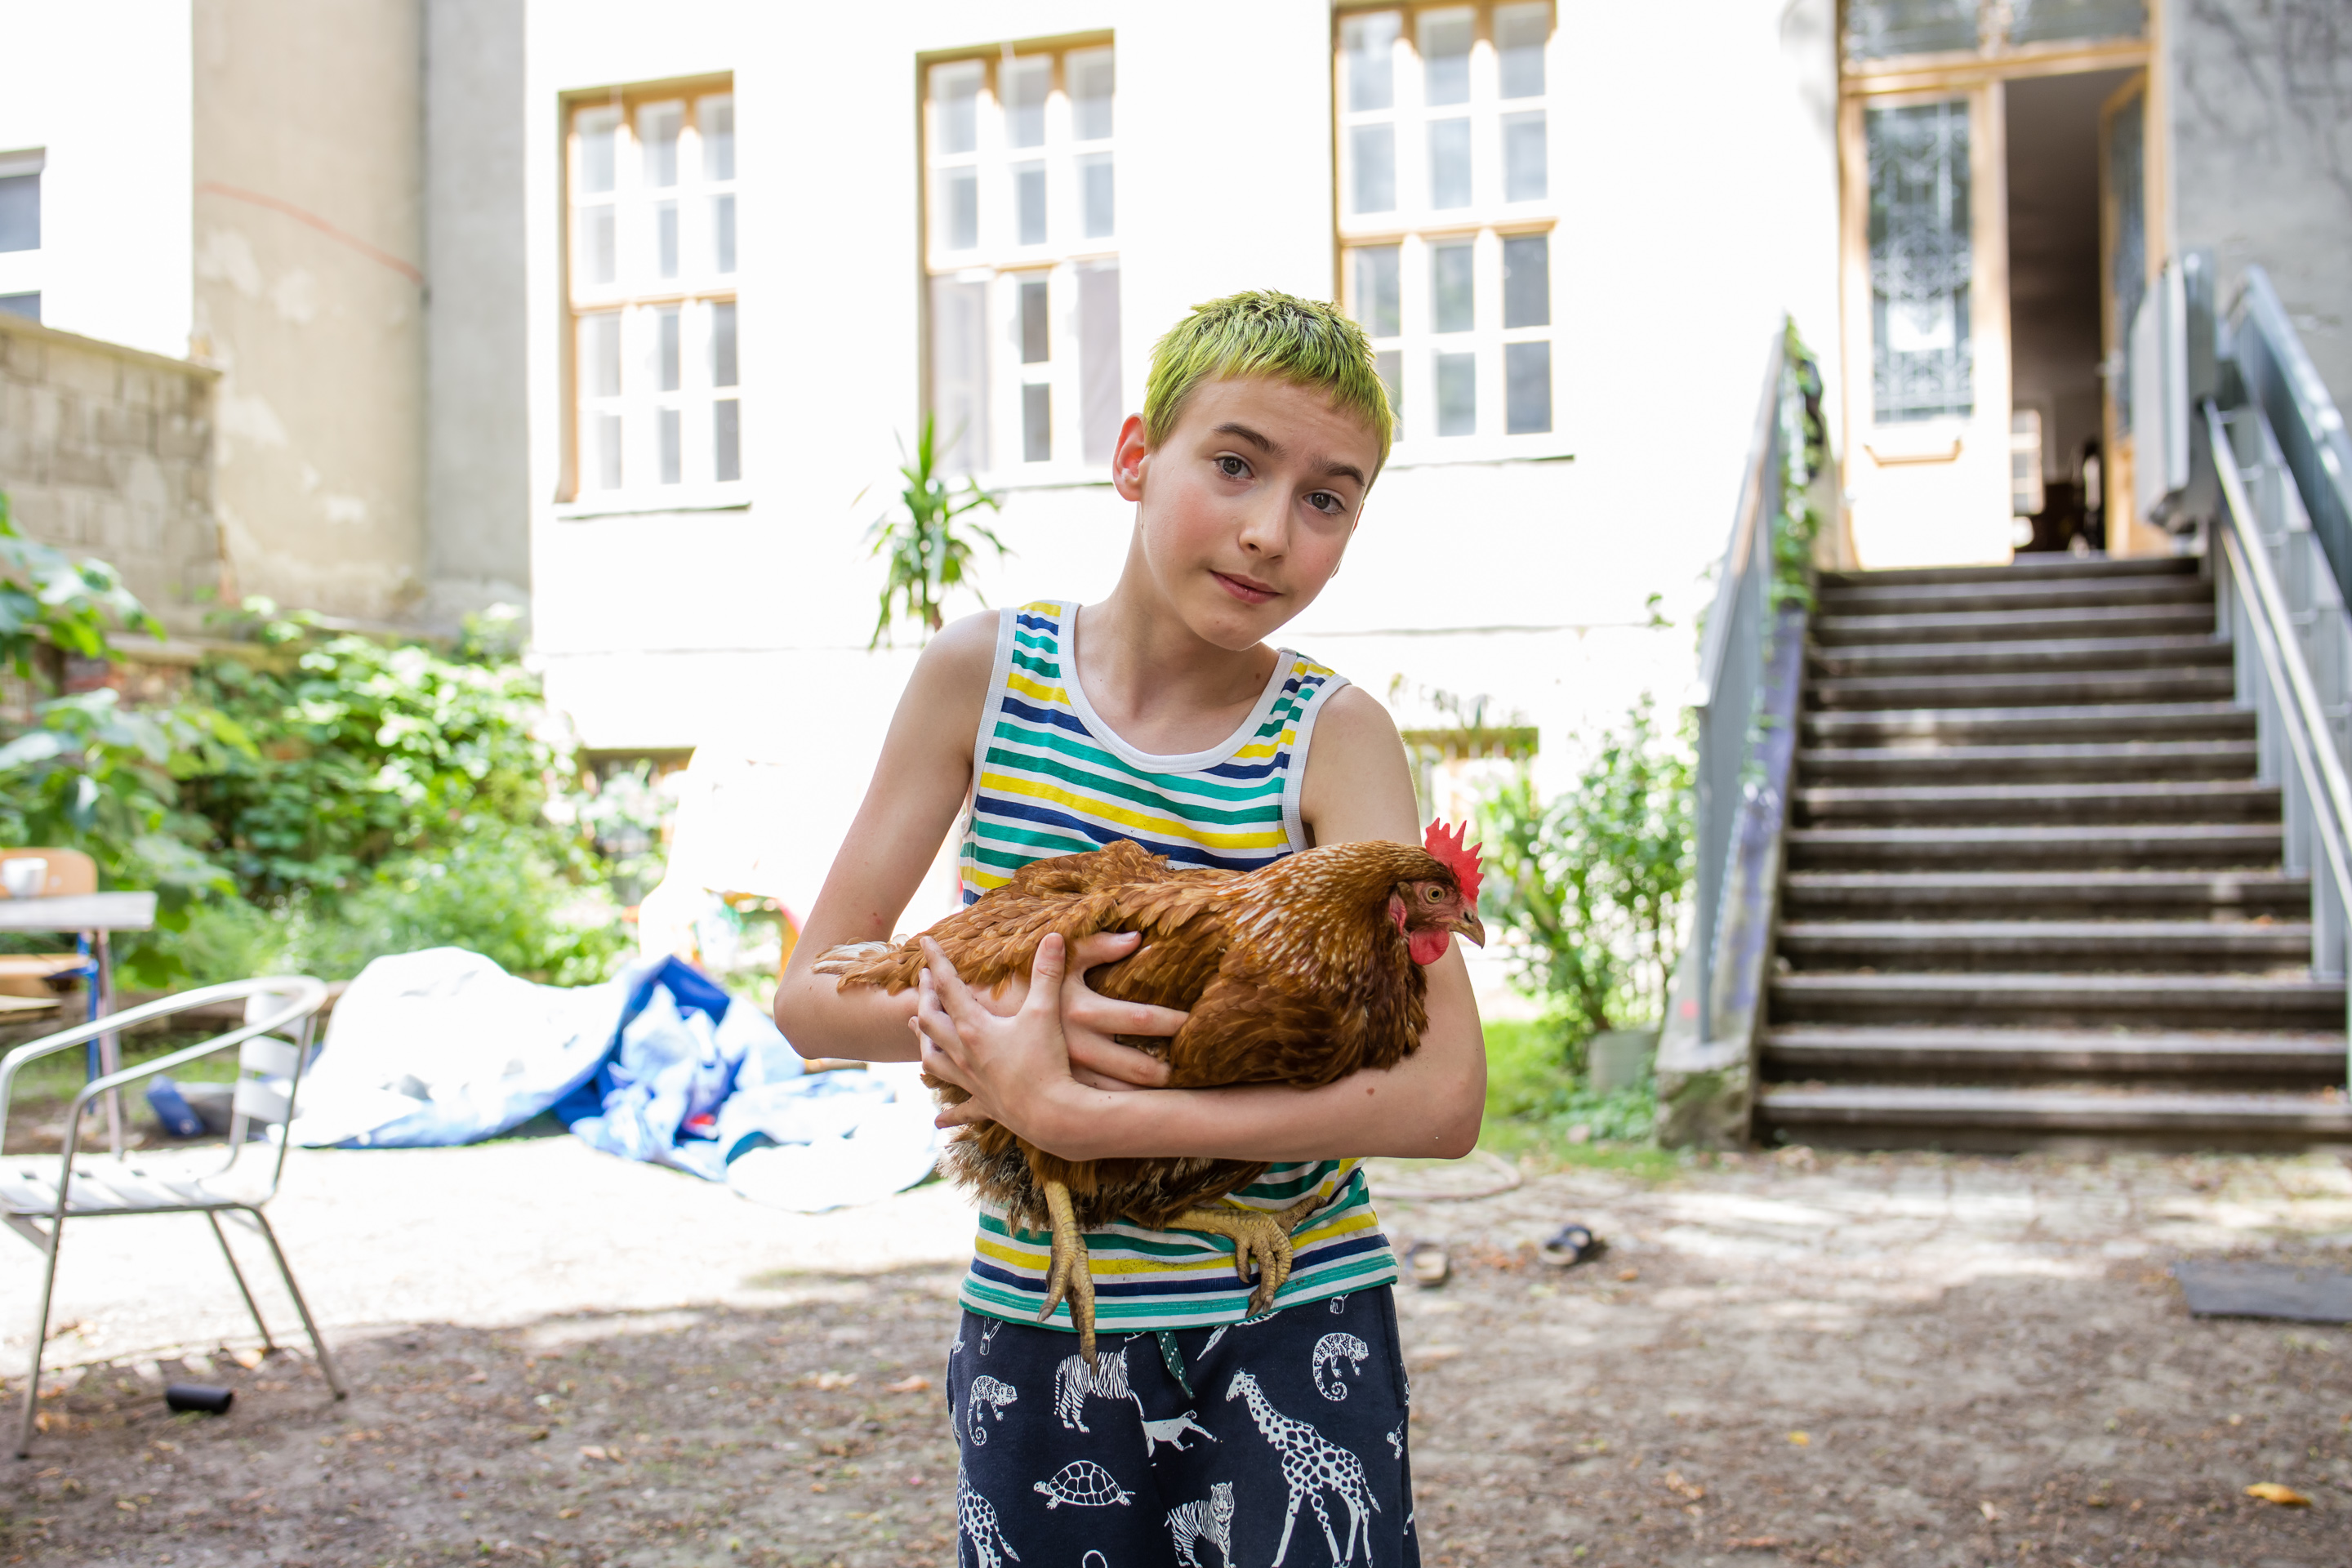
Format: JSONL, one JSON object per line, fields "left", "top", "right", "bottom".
{"left": 971, "top": 1207, "right": 1383, "bottom": 1278}
{"left": 975, "top": 773, "right": 1294, "bottom": 852}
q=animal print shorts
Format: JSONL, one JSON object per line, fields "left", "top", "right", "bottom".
{"left": 945, "top": 1287, "right": 1418, "bottom": 1568}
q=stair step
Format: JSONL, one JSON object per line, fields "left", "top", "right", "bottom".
{"left": 1786, "top": 824, "right": 2283, "bottom": 871}
{"left": 1803, "top": 702, "right": 2253, "bottom": 746}
{"left": 1780, "top": 870, "right": 2310, "bottom": 920}
{"left": 1776, "top": 920, "right": 2311, "bottom": 971}
{"left": 1818, "top": 557, "right": 2195, "bottom": 590}
{"left": 1815, "top": 604, "right": 2216, "bottom": 646}
{"left": 1755, "top": 1083, "right": 2352, "bottom": 1152}
{"left": 1793, "top": 779, "right": 2281, "bottom": 826}
{"left": 1768, "top": 971, "right": 2345, "bottom": 1030}
{"left": 1815, "top": 576, "right": 2211, "bottom": 617}
{"left": 1810, "top": 634, "right": 2233, "bottom": 679}
{"left": 1797, "top": 741, "right": 2257, "bottom": 786}
{"left": 1807, "top": 667, "right": 2234, "bottom": 711}
{"left": 1762, "top": 1025, "right": 2346, "bottom": 1080}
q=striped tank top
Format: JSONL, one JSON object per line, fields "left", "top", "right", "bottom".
{"left": 955, "top": 599, "right": 1401, "bottom": 1332}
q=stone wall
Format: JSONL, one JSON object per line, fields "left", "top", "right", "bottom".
{"left": 0, "top": 311, "right": 223, "bottom": 633}
{"left": 2172, "top": 0, "right": 2352, "bottom": 403}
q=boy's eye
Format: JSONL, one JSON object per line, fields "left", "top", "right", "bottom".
{"left": 1217, "top": 455, "right": 1250, "bottom": 478}
{"left": 1307, "top": 492, "right": 1344, "bottom": 515}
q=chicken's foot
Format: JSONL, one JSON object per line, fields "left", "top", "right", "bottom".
{"left": 1169, "top": 1193, "right": 1326, "bottom": 1316}
{"left": 1037, "top": 1178, "right": 1100, "bottom": 1366}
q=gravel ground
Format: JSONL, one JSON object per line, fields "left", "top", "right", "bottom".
{"left": 0, "top": 1141, "right": 2346, "bottom": 1566}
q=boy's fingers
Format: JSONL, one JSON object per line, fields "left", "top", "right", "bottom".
{"left": 921, "top": 938, "right": 990, "bottom": 1032}
{"left": 1064, "top": 930, "right": 1142, "bottom": 969}
{"left": 1067, "top": 995, "right": 1190, "bottom": 1039}
{"left": 1066, "top": 1034, "right": 1173, "bottom": 1088}
{"left": 1022, "top": 933, "right": 1067, "bottom": 1018}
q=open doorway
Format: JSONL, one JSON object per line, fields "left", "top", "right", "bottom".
{"left": 2005, "top": 69, "right": 2134, "bottom": 555}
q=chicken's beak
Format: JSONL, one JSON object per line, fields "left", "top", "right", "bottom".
{"left": 1454, "top": 910, "right": 1486, "bottom": 948}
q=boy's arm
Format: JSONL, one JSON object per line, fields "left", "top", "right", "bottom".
{"left": 914, "top": 684, "right": 1488, "bottom": 1160}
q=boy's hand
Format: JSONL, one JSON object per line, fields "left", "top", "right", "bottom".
{"left": 913, "top": 933, "right": 1183, "bottom": 1140}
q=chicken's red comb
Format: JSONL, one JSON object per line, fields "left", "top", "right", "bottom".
{"left": 1423, "top": 819, "right": 1484, "bottom": 907}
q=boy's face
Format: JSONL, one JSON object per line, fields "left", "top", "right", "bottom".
{"left": 1112, "top": 375, "right": 1382, "bottom": 653}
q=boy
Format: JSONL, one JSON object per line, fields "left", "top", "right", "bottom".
{"left": 775, "top": 291, "right": 1484, "bottom": 1566}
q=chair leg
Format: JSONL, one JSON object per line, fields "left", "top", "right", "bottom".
{"left": 17, "top": 1220, "right": 64, "bottom": 1459}
{"left": 204, "top": 1213, "right": 276, "bottom": 1352}
{"left": 243, "top": 1209, "right": 345, "bottom": 1401}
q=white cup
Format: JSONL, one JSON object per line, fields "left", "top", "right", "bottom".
{"left": 0, "top": 859, "right": 47, "bottom": 899}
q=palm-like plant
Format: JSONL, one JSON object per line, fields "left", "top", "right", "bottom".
{"left": 865, "top": 416, "right": 1008, "bottom": 648}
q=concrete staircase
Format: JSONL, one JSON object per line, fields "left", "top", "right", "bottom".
{"left": 1756, "top": 555, "right": 2352, "bottom": 1151}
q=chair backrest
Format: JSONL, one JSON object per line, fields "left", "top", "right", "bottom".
{"left": 225, "top": 984, "right": 320, "bottom": 1182}
{"left": 0, "top": 849, "right": 97, "bottom": 900}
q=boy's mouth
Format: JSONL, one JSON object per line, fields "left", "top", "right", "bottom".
{"left": 1210, "top": 569, "right": 1281, "bottom": 606}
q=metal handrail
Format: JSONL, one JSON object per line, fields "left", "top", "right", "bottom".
{"left": 2231, "top": 267, "right": 2352, "bottom": 612}
{"left": 1688, "top": 332, "right": 1792, "bottom": 1040}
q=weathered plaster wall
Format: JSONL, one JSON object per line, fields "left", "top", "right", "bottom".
{"left": 2171, "top": 0, "right": 2352, "bottom": 403}
{"left": 0, "top": 313, "right": 221, "bottom": 632}
{"left": 424, "top": 0, "right": 531, "bottom": 626}
{"left": 192, "top": 0, "right": 427, "bottom": 622}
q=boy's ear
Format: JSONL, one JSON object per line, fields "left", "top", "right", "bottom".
{"left": 1111, "top": 413, "right": 1150, "bottom": 502}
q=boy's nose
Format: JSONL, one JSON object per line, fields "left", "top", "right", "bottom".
{"left": 1236, "top": 497, "right": 1288, "bottom": 558}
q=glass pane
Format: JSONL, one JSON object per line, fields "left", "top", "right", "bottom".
{"left": 1844, "top": 0, "right": 1979, "bottom": 60}
{"left": 1502, "top": 111, "right": 1547, "bottom": 202}
{"left": 641, "top": 105, "right": 681, "bottom": 188}
{"left": 594, "top": 412, "right": 622, "bottom": 489}
{"left": 577, "top": 110, "right": 617, "bottom": 194}
{"left": 1080, "top": 153, "right": 1114, "bottom": 238}
{"left": 2107, "top": 89, "right": 2145, "bottom": 433}
{"left": 713, "top": 194, "right": 736, "bottom": 273}
{"left": 1342, "top": 11, "right": 1401, "bottom": 112}
{"left": 1071, "top": 48, "right": 1115, "bottom": 140}
{"left": 1869, "top": 100, "right": 1974, "bottom": 422}
{"left": 1496, "top": 3, "right": 1549, "bottom": 98}
{"left": 1375, "top": 348, "right": 1402, "bottom": 439}
{"left": 1022, "top": 383, "right": 1052, "bottom": 463}
{"left": 0, "top": 174, "right": 39, "bottom": 252}
{"left": 655, "top": 201, "right": 678, "bottom": 278}
{"left": 1432, "top": 242, "right": 1474, "bottom": 333}
{"left": 1421, "top": 11, "right": 1472, "bottom": 106}
{"left": 657, "top": 307, "right": 680, "bottom": 391}
{"left": 584, "top": 313, "right": 621, "bottom": 397}
{"left": 583, "top": 206, "right": 615, "bottom": 283}
{"left": 945, "top": 171, "right": 978, "bottom": 251}
{"left": 1351, "top": 124, "right": 1396, "bottom": 213}
{"left": 1428, "top": 119, "right": 1471, "bottom": 208}
{"left": 1506, "top": 341, "right": 1551, "bottom": 434}
{"left": 930, "top": 277, "right": 991, "bottom": 474}
{"left": 1005, "top": 57, "right": 1050, "bottom": 149}
{"left": 2008, "top": 0, "right": 2144, "bottom": 44}
{"left": 1019, "top": 278, "right": 1051, "bottom": 364}
{"left": 1436, "top": 351, "right": 1476, "bottom": 436}
{"left": 1079, "top": 263, "right": 1123, "bottom": 465}
{"left": 1015, "top": 162, "right": 1047, "bottom": 245}
{"left": 1502, "top": 234, "right": 1548, "bottom": 327}
{"left": 1353, "top": 246, "right": 1401, "bottom": 338}
{"left": 702, "top": 96, "right": 735, "bottom": 180}
{"left": 933, "top": 62, "right": 982, "bottom": 155}
{"left": 0, "top": 292, "right": 38, "bottom": 323}
{"left": 714, "top": 400, "right": 741, "bottom": 482}
{"left": 658, "top": 408, "right": 682, "bottom": 484}
{"left": 712, "top": 301, "right": 738, "bottom": 388}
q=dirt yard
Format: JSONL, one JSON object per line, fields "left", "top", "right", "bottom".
{"left": 0, "top": 1144, "right": 2346, "bottom": 1566}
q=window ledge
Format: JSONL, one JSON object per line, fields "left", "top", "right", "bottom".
{"left": 1383, "top": 440, "right": 1575, "bottom": 471}
{"left": 968, "top": 467, "right": 1118, "bottom": 494}
{"left": 555, "top": 488, "right": 753, "bottom": 521}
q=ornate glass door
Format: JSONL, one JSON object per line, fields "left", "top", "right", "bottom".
{"left": 1840, "top": 84, "right": 2013, "bottom": 567}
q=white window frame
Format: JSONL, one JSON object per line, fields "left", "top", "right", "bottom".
{"left": 560, "top": 81, "right": 743, "bottom": 513}
{"left": 921, "top": 40, "right": 1121, "bottom": 488}
{"left": 1336, "top": 3, "right": 1566, "bottom": 466}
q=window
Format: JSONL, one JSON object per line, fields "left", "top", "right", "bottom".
{"left": 923, "top": 40, "right": 1122, "bottom": 476}
{"left": 0, "top": 294, "right": 36, "bottom": 323}
{"left": 1337, "top": 6, "right": 1557, "bottom": 453}
{"left": 565, "top": 84, "right": 740, "bottom": 498}
{"left": 0, "top": 150, "right": 38, "bottom": 254}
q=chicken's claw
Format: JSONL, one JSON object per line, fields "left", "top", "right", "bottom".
{"left": 1170, "top": 1194, "right": 1326, "bottom": 1316}
{"left": 1038, "top": 1178, "right": 1099, "bottom": 1366}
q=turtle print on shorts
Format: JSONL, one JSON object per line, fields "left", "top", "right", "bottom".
{"left": 945, "top": 1288, "right": 1417, "bottom": 1568}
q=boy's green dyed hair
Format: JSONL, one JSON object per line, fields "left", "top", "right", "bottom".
{"left": 1143, "top": 290, "right": 1394, "bottom": 475}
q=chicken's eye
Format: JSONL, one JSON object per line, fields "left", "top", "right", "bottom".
{"left": 1423, "top": 886, "right": 1440, "bottom": 901}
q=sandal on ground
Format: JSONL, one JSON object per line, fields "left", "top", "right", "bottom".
{"left": 1540, "top": 1223, "right": 1604, "bottom": 1267}
{"left": 1407, "top": 1241, "right": 1450, "bottom": 1288}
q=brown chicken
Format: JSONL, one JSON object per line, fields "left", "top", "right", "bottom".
{"left": 814, "top": 821, "right": 1484, "bottom": 1363}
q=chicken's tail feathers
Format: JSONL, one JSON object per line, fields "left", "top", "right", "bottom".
{"left": 812, "top": 939, "right": 916, "bottom": 989}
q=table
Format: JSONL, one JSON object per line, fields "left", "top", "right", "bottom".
{"left": 0, "top": 893, "right": 158, "bottom": 1155}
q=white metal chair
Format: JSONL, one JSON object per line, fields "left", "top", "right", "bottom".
{"left": 0, "top": 977, "right": 345, "bottom": 1454}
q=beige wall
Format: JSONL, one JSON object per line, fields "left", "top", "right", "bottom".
{"left": 0, "top": 313, "right": 222, "bottom": 633}
{"left": 192, "top": 0, "right": 425, "bottom": 622}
